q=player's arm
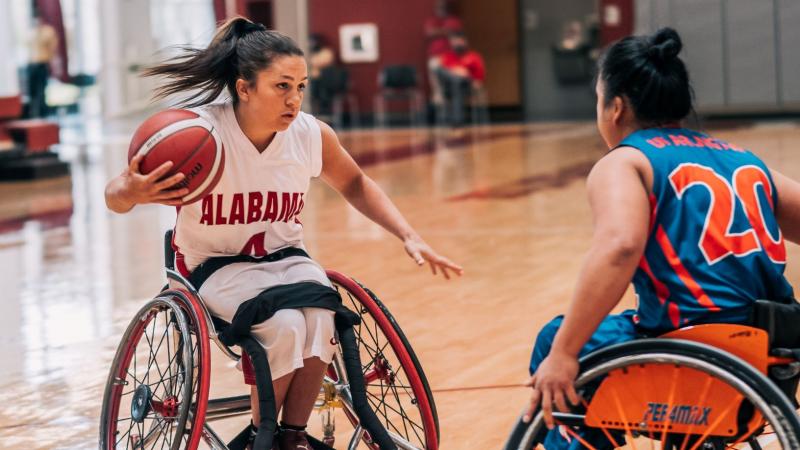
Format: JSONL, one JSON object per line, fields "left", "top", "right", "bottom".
{"left": 317, "top": 119, "right": 462, "bottom": 278}
{"left": 549, "top": 148, "right": 650, "bottom": 356}
{"left": 524, "top": 147, "right": 651, "bottom": 427}
{"left": 104, "top": 155, "right": 188, "bottom": 213}
{"left": 771, "top": 169, "right": 800, "bottom": 245}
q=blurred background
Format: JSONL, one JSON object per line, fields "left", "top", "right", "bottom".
{"left": 3, "top": 0, "right": 799, "bottom": 130}
{"left": 1, "top": 0, "right": 800, "bottom": 448}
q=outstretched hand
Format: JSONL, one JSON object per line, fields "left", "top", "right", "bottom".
{"left": 403, "top": 236, "right": 463, "bottom": 279}
{"left": 523, "top": 350, "right": 581, "bottom": 429}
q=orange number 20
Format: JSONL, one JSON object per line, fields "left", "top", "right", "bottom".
{"left": 669, "top": 164, "right": 785, "bottom": 265}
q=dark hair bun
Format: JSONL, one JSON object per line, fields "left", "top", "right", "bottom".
{"left": 598, "top": 27, "right": 693, "bottom": 124}
{"left": 648, "top": 27, "right": 682, "bottom": 63}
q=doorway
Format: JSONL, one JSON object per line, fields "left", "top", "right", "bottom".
{"left": 459, "top": 0, "right": 522, "bottom": 119}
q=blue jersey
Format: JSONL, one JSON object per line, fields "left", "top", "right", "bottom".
{"left": 619, "top": 128, "right": 794, "bottom": 332}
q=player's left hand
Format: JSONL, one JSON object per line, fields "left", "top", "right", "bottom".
{"left": 523, "top": 350, "right": 581, "bottom": 429}
{"left": 403, "top": 236, "right": 463, "bottom": 279}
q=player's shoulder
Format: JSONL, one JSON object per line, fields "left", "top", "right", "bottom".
{"left": 188, "top": 101, "right": 230, "bottom": 128}
{"left": 602, "top": 145, "right": 650, "bottom": 166}
{"left": 591, "top": 145, "right": 653, "bottom": 185}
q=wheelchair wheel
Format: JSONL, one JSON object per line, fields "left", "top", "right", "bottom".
{"left": 326, "top": 270, "right": 439, "bottom": 450}
{"left": 504, "top": 339, "right": 800, "bottom": 450}
{"left": 100, "top": 290, "right": 211, "bottom": 450}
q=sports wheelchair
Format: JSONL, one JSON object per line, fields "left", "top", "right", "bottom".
{"left": 504, "top": 320, "right": 800, "bottom": 449}
{"left": 99, "top": 232, "right": 439, "bottom": 449}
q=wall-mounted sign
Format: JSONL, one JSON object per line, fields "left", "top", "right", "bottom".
{"left": 604, "top": 5, "right": 621, "bottom": 27}
{"left": 339, "top": 23, "right": 379, "bottom": 63}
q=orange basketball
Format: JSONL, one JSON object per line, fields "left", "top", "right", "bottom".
{"left": 127, "top": 109, "right": 224, "bottom": 205}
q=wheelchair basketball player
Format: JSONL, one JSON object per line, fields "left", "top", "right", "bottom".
{"left": 524, "top": 27, "right": 800, "bottom": 449}
{"left": 105, "top": 17, "right": 462, "bottom": 449}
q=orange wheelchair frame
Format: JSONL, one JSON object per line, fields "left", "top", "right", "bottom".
{"left": 505, "top": 323, "right": 800, "bottom": 450}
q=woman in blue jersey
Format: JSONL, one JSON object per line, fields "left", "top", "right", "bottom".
{"left": 523, "top": 27, "right": 800, "bottom": 448}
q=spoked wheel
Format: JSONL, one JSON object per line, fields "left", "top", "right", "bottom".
{"left": 326, "top": 270, "right": 439, "bottom": 450}
{"left": 100, "top": 291, "right": 210, "bottom": 450}
{"left": 504, "top": 340, "right": 800, "bottom": 450}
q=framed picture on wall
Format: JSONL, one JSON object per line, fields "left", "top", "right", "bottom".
{"left": 339, "top": 23, "right": 379, "bottom": 63}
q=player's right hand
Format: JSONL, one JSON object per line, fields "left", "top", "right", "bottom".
{"left": 120, "top": 154, "right": 189, "bottom": 206}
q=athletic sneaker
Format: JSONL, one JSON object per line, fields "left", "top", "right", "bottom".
{"left": 227, "top": 422, "right": 279, "bottom": 450}
{"left": 278, "top": 428, "right": 311, "bottom": 450}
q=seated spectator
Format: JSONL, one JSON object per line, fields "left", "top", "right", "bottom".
{"left": 558, "top": 20, "right": 587, "bottom": 51}
{"left": 424, "top": 0, "right": 463, "bottom": 108}
{"left": 436, "top": 32, "right": 485, "bottom": 128}
{"left": 27, "top": 14, "right": 59, "bottom": 118}
{"left": 308, "top": 33, "right": 336, "bottom": 116}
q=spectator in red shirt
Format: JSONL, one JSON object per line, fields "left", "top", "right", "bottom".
{"left": 425, "top": 0, "right": 463, "bottom": 107}
{"left": 436, "top": 32, "right": 486, "bottom": 128}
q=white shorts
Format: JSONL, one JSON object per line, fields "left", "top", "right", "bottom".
{"left": 199, "top": 256, "right": 337, "bottom": 380}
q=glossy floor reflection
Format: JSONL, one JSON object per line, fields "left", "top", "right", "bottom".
{"left": 2, "top": 118, "right": 800, "bottom": 448}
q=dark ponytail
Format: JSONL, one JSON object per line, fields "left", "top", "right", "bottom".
{"left": 598, "top": 27, "right": 693, "bottom": 126}
{"left": 143, "top": 17, "right": 304, "bottom": 107}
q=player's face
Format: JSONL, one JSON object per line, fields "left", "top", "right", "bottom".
{"left": 242, "top": 55, "right": 308, "bottom": 131}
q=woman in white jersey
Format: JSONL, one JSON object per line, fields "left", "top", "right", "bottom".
{"left": 105, "top": 17, "right": 462, "bottom": 449}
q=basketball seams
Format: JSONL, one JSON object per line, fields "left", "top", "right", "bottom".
{"left": 171, "top": 130, "right": 213, "bottom": 177}
{"left": 183, "top": 129, "right": 224, "bottom": 203}
{"left": 185, "top": 147, "right": 225, "bottom": 204}
{"left": 135, "top": 116, "right": 211, "bottom": 157}
{"left": 127, "top": 109, "right": 199, "bottom": 160}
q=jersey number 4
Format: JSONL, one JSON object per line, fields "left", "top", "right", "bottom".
{"left": 669, "top": 163, "right": 785, "bottom": 265}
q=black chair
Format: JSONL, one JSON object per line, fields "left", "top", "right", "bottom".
{"left": 313, "top": 66, "right": 360, "bottom": 129}
{"left": 373, "top": 65, "right": 424, "bottom": 128}
{"left": 551, "top": 45, "right": 594, "bottom": 85}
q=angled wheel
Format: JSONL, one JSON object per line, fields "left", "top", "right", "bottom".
{"left": 100, "top": 290, "right": 210, "bottom": 450}
{"left": 504, "top": 339, "right": 800, "bottom": 450}
{"left": 326, "top": 270, "right": 439, "bottom": 450}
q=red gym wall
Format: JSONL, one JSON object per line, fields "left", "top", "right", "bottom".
{"left": 213, "top": 0, "right": 226, "bottom": 23}
{"left": 218, "top": 0, "right": 441, "bottom": 113}
{"left": 213, "top": 0, "right": 635, "bottom": 114}
{"left": 599, "top": 0, "right": 634, "bottom": 46}
{"left": 308, "top": 0, "right": 436, "bottom": 113}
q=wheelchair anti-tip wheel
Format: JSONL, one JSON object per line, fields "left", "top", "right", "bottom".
{"left": 504, "top": 339, "right": 800, "bottom": 450}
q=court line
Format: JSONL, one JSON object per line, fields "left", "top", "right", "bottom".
{"left": 431, "top": 383, "right": 526, "bottom": 393}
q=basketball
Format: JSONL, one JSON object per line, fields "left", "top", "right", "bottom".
{"left": 127, "top": 109, "right": 224, "bottom": 205}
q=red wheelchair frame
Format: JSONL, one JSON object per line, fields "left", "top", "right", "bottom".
{"left": 100, "top": 261, "right": 439, "bottom": 450}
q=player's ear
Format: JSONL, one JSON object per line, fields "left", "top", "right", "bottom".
{"left": 611, "top": 96, "right": 626, "bottom": 125}
{"left": 236, "top": 78, "right": 250, "bottom": 102}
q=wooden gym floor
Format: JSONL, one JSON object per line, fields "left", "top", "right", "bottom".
{"left": 1, "top": 118, "right": 800, "bottom": 448}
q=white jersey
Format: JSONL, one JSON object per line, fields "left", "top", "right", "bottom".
{"left": 172, "top": 102, "right": 322, "bottom": 275}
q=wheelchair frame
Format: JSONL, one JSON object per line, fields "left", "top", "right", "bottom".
{"left": 100, "top": 251, "right": 439, "bottom": 450}
{"left": 504, "top": 327, "right": 800, "bottom": 450}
